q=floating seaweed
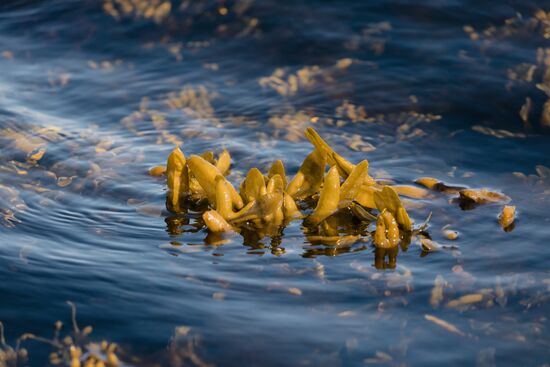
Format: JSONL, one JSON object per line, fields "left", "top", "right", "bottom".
{"left": 424, "top": 314, "right": 467, "bottom": 337}
{"left": 153, "top": 128, "right": 515, "bottom": 255}
{"left": 415, "top": 177, "right": 513, "bottom": 212}
{"left": 465, "top": 10, "right": 550, "bottom": 130}
{"left": 155, "top": 128, "right": 421, "bottom": 248}
{"left": 103, "top": 0, "right": 172, "bottom": 23}
{"left": 0, "top": 184, "right": 26, "bottom": 228}
{"left": 498, "top": 205, "right": 516, "bottom": 231}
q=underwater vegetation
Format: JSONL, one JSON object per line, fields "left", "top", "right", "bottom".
{"left": 465, "top": 9, "right": 550, "bottom": 132}
{"left": 0, "top": 303, "right": 122, "bottom": 367}
{"left": 0, "top": 303, "right": 212, "bottom": 367}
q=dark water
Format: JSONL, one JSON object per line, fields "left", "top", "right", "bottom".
{"left": 1, "top": 0, "right": 550, "bottom": 366}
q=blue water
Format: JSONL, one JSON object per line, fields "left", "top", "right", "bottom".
{"left": 1, "top": 1, "right": 549, "bottom": 366}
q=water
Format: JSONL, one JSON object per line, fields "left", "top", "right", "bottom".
{"left": 1, "top": 0, "right": 549, "bottom": 366}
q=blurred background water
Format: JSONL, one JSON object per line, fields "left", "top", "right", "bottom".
{"left": 0, "top": 0, "right": 549, "bottom": 366}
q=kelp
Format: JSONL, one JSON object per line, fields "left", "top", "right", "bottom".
{"left": 459, "top": 189, "right": 511, "bottom": 205}
{"left": 305, "top": 127, "right": 354, "bottom": 177}
{"left": 156, "top": 128, "right": 414, "bottom": 249}
{"left": 415, "top": 177, "right": 465, "bottom": 194}
{"left": 373, "top": 209, "right": 399, "bottom": 248}
{"left": 416, "top": 176, "right": 514, "bottom": 213}
{"left": 0, "top": 302, "right": 213, "bottom": 367}
{"left": 308, "top": 166, "right": 340, "bottom": 224}
{"left": 166, "top": 147, "right": 188, "bottom": 209}
{"left": 498, "top": 205, "right": 516, "bottom": 231}
{"left": 286, "top": 149, "right": 326, "bottom": 199}
{"left": 154, "top": 128, "right": 514, "bottom": 251}
{"left": 0, "top": 302, "right": 122, "bottom": 367}
{"left": 374, "top": 186, "right": 412, "bottom": 231}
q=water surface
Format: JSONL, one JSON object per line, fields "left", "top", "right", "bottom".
{"left": 1, "top": 1, "right": 549, "bottom": 366}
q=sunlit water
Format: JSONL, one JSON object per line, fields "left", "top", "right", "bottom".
{"left": 1, "top": 1, "right": 549, "bottom": 366}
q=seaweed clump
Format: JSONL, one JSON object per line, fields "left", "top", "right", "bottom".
{"left": 153, "top": 128, "right": 423, "bottom": 250}
{"left": 0, "top": 302, "right": 122, "bottom": 367}
{"left": 1, "top": 302, "right": 214, "bottom": 367}
{"left": 152, "top": 128, "right": 515, "bottom": 253}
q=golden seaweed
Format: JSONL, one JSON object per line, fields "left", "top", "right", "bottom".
{"left": 446, "top": 293, "right": 484, "bottom": 309}
{"left": 374, "top": 186, "right": 412, "bottom": 231}
{"left": 0, "top": 302, "right": 123, "bottom": 367}
{"left": 442, "top": 228, "right": 459, "bottom": 240}
{"left": 354, "top": 185, "right": 379, "bottom": 208}
{"left": 215, "top": 176, "right": 234, "bottom": 220}
{"left": 240, "top": 168, "right": 267, "bottom": 203}
{"left": 200, "top": 151, "right": 215, "bottom": 164}
{"left": 148, "top": 165, "right": 166, "bottom": 176}
{"left": 306, "top": 234, "right": 361, "bottom": 246}
{"left": 283, "top": 192, "right": 301, "bottom": 219}
{"left": 309, "top": 166, "right": 340, "bottom": 224}
{"left": 424, "top": 314, "right": 466, "bottom": 337}
{"left": 166, "top": 147, "right": 188, "bottom": 208}
{"left": 187, "top": 155, "right": 243, "bottom": 209}
{"left": 305, "top": 127, "right": 354, "bottom": 177}
{"left": 459, "top": 188, "right": 511, "bottom": 205}
{"left": 373, "top": 209, "right": 399, "bottom": 248}
{"left": 286, "top": 148, "right": 327, "bottom": 199}
{"left": 268, "top": 160, "right": 287, "bottom": 188}
{"left": 155, "top": 127, "right": 513, "bottom": 255}
{"left": 339, "top": 160, "right": 370, "bottom": 205}
{"left": 266, "top": 174, "right": 284, "bottom": 194}
{"left": 391, "top": 185, "right": 430, "bottom": 199}
{"left": 203, "top": 210, "right": 234, "bottom": 232}
{"left": 215, "top": 149, "right": 231, "bottom": 175}
{"left": 498, "top": 205, "right": 516, "bottom": 230}
{"left": 415, "top": 177, "right": 465, "bottom": 194}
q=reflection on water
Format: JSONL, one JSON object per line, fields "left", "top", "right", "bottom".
{"left": 165, "top": 197, "right": 374, "bottom": 258}
{"left": 0, "top": 0, "right": 550, "bottom": 366}
{"left": 374, "top": 247, "right": 399, "bottom": 270}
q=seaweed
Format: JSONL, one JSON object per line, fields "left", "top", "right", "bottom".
{"left": 156, "top": 128, "right": 427, "bottom": 252}
{"left": 0, "top": 302, "right": 121, "bottom": 367}
{"left": 152, "top": 128, "right": 515, "bottom": 256}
